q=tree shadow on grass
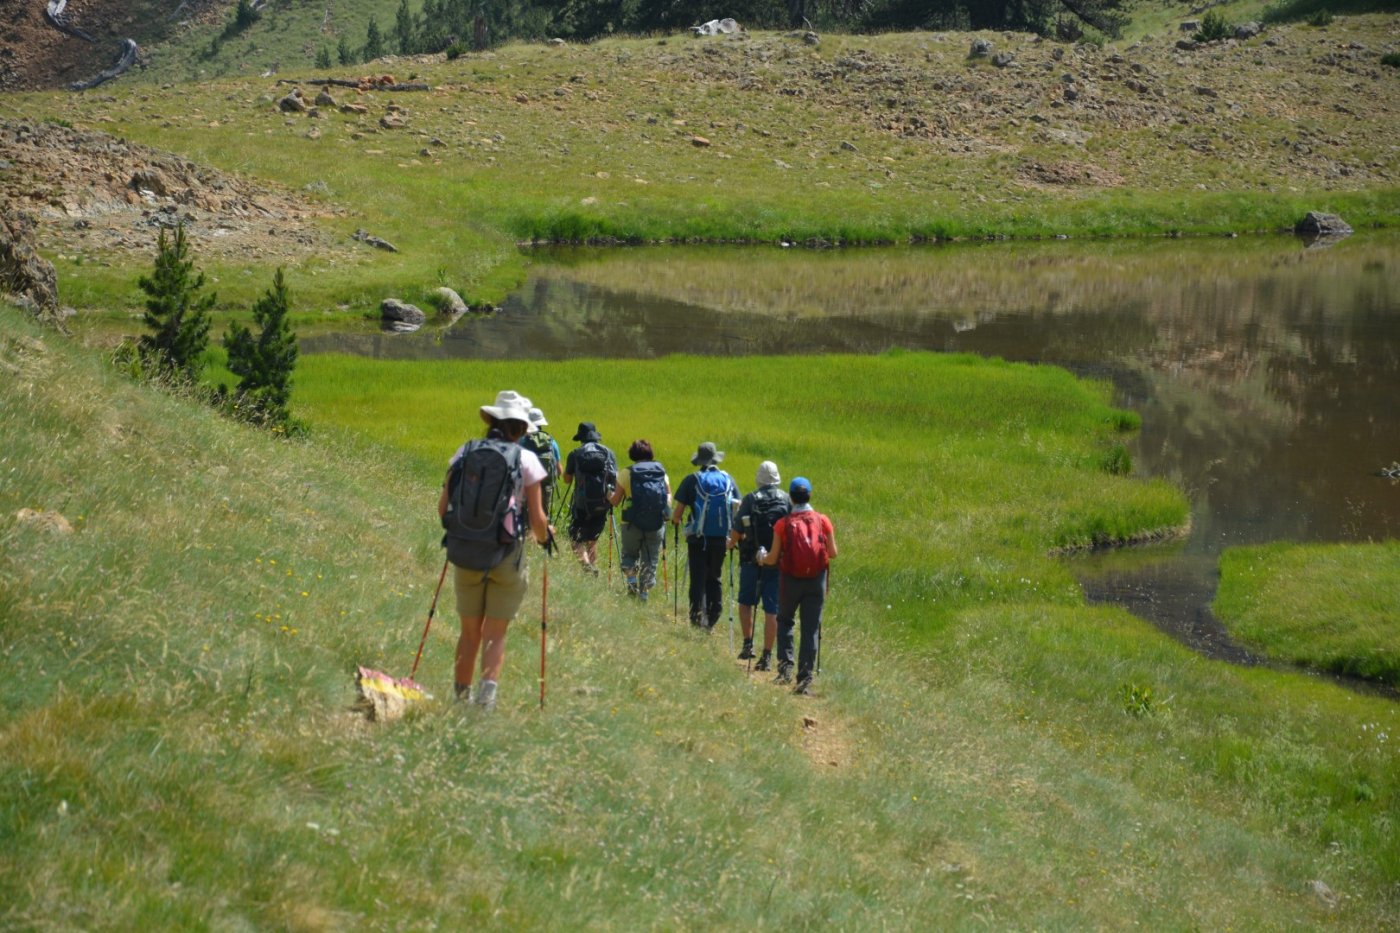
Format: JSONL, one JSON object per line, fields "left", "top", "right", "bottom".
{"left": 1262, "top": 0, "right": 1400, "bottom": 24}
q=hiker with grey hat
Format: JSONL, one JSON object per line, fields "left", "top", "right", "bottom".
{"left": 728, "top": 460, "right": 791, "bottom": 669}
{"left": 671, "top": 442, "right": 741, "bottom": 629}
{"left": 438, "top": 390, "right": 555, "bottom": 710}
{"left": 520, "top": 407, "right": 562, "bottom": 519}
{"left": 760, "top": 476, "right": 837, "bottom": 695}
{"left": 562, "top": 421, "right": 617, "bottom": 576}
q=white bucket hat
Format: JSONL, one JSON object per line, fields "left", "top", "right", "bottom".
{"left": 528, "top": 406, "right": 548, "bottom": 428}
{"left": 756, "top": 460, "right": 780, "bottom": 487}
{"left": 480, "top": 390, "right": 533, "bottom": 425}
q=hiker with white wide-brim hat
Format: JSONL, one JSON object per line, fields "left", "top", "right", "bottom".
{"left": 438, "top": 389, "right": 555, "bottom": 710}
{"left": 670, "top": 442, "right": 741, "bottom": 629}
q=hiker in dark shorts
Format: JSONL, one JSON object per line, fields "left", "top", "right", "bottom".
{"left": 761, "top": 476, "right": 837, "bottom": 695}
{"left": 728, "top": 460, "right": 790, "bottom": 669}
{"left": 607, "top": 439, "right": 671, "bottom": 602}
{"left": 562, "top": 421, "right": 617, "bottom": 576}
{"left": 671, "top": 442, "right": 740, "bottom": 628}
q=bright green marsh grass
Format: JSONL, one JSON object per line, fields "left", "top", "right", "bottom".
{"left": 4, "top": 305, "right": 1400, "bottom": 928}
{"left": 1216, "top": 541, "right": 1400, "bottom": 686}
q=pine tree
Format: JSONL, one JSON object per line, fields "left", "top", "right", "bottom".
{"left": 337, "top": 36, "right": 354, "bottom": 66}
{"left": 137, "top": 224, "right": 214, "bottom": 382}
{"left": 363, "top": 17, "right": 385, "bottom": 63}
{"left": 315, "top": 45, "right": 332, "bottom": 69}
{"left": 223, "top": 267, "right": 298, "bottom": 428}
{"left": 394, "top": 0, "right": 417, "bottom": 55}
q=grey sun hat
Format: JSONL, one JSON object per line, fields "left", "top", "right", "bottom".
{"left": 528, "top": 406, "right": 548, "bottom": 428}
{"left": 691, "top": 442, "right": 724, "bottom": 466}
{"left": 479, "top": 389, "right": 533, "bottom": 425}
{"left": 756, "top": 460, "right": 780, "bottom": 487}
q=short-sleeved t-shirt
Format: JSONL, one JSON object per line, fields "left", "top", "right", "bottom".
{"left": 616, "top": 463, "right": 671, "bottom": 499}
{"left": 448, "top": 441, "right": 547, "bottom": 537}
{"left": 673, "top": 466, "right": 740, "bottom": 537}
{"left": 772, "top": 507, "right": 834, "bottom": 577}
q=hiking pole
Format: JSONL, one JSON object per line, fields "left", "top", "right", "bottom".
{"left": 672, "top": 523, "right": 679, "bottom": 622}
{"left": 540, "top": 550, "right": 549, "bottom": 710}
{"left": 409, "top": 557, "right": 450, "bottom": 682}
{"left": 726, "top": 549, "right": 735, "bottom": 655}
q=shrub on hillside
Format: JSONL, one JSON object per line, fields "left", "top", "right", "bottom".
{"left": 1198, "top": 10, "right": 1233, "bottom": 42}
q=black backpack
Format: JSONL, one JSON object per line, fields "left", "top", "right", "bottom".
{"left": 521, "top": 430, "right": 557, "bottom": 491}
{"left": 442, "top": 438, "right": 524, "bottom": 571}
{"left": 571, "top": 442, "right": 614, "bottom": 519}
{"left": 742, "top": 486, "right": 791, "bottom": 560}
{"left": 624, "top": 461, "right": 669, "bottom": 532}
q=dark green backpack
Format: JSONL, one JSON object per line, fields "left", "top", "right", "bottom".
{"left": 522, "top": 429, "right": 557, "bottom": 490}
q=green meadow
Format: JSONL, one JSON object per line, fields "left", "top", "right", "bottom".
{"left": 1216, "top": 541, "right": 1400, "bottom": 687}
{"left": 9, "top": 14, "right": 1400, "bottom": 318}
{"left": 5, "top": 302, "right": 1400, "bottom": 928}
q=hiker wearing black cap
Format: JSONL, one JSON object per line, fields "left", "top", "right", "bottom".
{"left": 671, "top": 442, "right": 740, "bottom": 629}
{"left": 562, "top": 421, "right": 617, "bottom": 575}
{"left": 728, "top": 460, "right": 790, "bottom": 669}
{"left": 607, "top": 439, "right": 672, "bottom": 602}
{"left": 760, "top": 476, "right": 837, "bottom": 694}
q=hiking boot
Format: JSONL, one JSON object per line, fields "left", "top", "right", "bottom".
{"left": 638, "top": 590, "right": 649, "bottom": 604}
{"left": 754, "top": 650, "right": 772, "bottom": 672}
{"left": 775, "top": 663, "right": 793, "bottom": 685}
{"left": 738, "top": 640, "right": 755, "bottom": 661}
{"left": 625, "top": 575, "right": 639, "bottom": 596}
{"left": 475, "top": 680, "right": 498, "bottom": 712}
{"left": 454, "top": 682, "right": 472, "bottom": 703}
{"left": 792, "top": 677, "right": 813, "bottom": 696}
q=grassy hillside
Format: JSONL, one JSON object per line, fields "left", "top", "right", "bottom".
{"left": 5, "top": 14, "right": 1398, "bottom": 319}
{"left": 4, "top": 304, "right": 1399, "bottom": 928}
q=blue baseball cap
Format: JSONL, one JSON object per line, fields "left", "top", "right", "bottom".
{"left": 789, "top": 476, "right": 812, "bottom": 497}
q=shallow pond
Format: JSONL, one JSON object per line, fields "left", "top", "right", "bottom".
{"left": 302, "top": 233, "right": 1400, "bottom": 666}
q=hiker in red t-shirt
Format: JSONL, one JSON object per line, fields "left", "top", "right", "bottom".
{"left": 760, "top": 476, "right": 837, "bottom": 695}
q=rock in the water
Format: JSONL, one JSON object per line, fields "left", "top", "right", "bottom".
{"left": 1295, "top": 211, "right": 1352, "bottom": 236}
{"left": 430, "top": 286, "right": 468, "bottom": 316}
{"left": 380, "top": 298, "right": 426, "bottom": 326}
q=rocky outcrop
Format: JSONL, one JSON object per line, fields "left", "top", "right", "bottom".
{"left": 0, "top": 213, "right": 62, "bottom": 327}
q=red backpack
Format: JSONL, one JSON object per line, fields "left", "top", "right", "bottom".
{"left": 780, "top": 511, "right": 829, "bottom": 579}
